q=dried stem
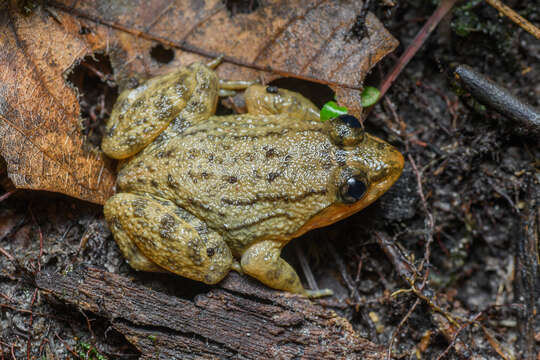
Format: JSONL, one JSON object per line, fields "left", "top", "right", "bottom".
{"left": 485, "top": 0, "right": 540, "bottom": 40}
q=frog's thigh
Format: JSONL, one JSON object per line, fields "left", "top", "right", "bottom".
{"left": 104, "top": 193, "right": 232, "bottom": 284}
{"left": 240, "top": 240, "right": 332, "bottom": 297}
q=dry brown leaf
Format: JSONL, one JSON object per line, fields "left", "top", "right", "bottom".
{"left": 0, "top": 0, "right": 398, "bottom": 204}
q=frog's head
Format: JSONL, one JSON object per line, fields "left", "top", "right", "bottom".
{"left": 293, "top": 114, "right": 404, "bottom": 237}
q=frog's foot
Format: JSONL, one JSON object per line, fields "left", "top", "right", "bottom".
{"left": 240, "top": 240, "right": 331, "bottom": 297}
{"left": 305, "top": 289, "right": 334, "bottom": 298}
{"left": 219, "top": 79, "right": 259, "bottom": 91}
{"left": 244, "top": 84, "right": 320, "bottom": 121}
{"left": 104, "top": 193, "right": 233, "bottom": 284}
{"left": 206, "top": 54, "right": 224, "bottom": 69}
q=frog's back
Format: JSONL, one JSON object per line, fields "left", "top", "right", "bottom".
{"left": 117, "top": 114, "right": 337, "bottom": 255}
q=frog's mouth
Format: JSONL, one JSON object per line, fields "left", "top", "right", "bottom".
{"left": 291, "top": 142, "right": 404, "bottom": 239}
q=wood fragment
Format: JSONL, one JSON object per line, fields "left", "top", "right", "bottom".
{"left": 485, "top": 0, "right": 540, "bottom": 40}
{"left": 36, "top": 266, "right": 384, "bottom": 359}
{"left": 454, "top": 65, "right": 540, "bottom": 138}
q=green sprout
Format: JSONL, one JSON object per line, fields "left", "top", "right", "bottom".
{"left": 321, "top": 86, "right": 381, "bottom": 121}
{"left": 320, "top": 101, "right": 348, "bottom": 121}
{"left": 360, "top": 86, "right": 380, "bottom": 107}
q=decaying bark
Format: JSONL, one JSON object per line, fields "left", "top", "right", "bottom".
{"left": 36, "top": 266, "right": 384, "bottom": 359}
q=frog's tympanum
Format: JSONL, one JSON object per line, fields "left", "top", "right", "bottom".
{"left": 102, "top": 59, "right": 404, "bottom": 297}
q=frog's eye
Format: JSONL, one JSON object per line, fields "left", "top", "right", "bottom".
{"left": 326, "top": 114, "right": 364, "bottom": 147}
{"left": 340, "top": 176, "right": 367, "bottom": 203}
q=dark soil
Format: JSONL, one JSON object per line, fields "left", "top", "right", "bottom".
{"left": 1, "top": 1, "right": 539, "bottom": 359}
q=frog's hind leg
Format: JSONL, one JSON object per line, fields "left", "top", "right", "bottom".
{"left": 240, "top": 240, "right": 333, "bottom": 297}
{"left": 102, "top": 62, "right": 220, "bottom": 158}
{"left": 104, "top": 193, "right": 233, "bottom": 284}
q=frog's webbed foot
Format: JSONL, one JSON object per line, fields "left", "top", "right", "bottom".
{"left": 240, "top": 240, "right": 333, "bottom": 297}
{"left": 104, "top": 193, "right": 233, "bottom": 284}
{"left": 243, "top": 84, "right": 320, "bottom": 121}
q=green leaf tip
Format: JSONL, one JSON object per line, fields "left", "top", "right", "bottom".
{"left": 320, "top": 101, "right": 348, "bottom": 122}
{"left": 360, "top": 86, "right": 380, "bottom": 107}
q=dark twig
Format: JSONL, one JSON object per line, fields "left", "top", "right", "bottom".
{"left": 28, "top": 207, "right": 43, "bottom": 272}
{"left": 377, "top": 0, "right": 460, "bottom": 101}
{"left": 26, "top": 289, "right": 38, "bottom": 360}
{"left": 293, "top": 243, "right": 318, "bottom": 291}
{"left": 386, "top": 298, "right": 420, "bottom": 360}
{"left": 54, "top": 334, "right": 80, "bottom": 359}
{"left": 435, "top": 312, "right": 482, "bottom": 360}
{"left": 375, "top": 232, "right": 462, "bottom": 326}
{"left": 327, "top": 242, "right": 378, "bottom": 341}
{"left": 515, "top": 178, "right": 539, "bottom": 360}
{"left": 453, "top": 64, "right": 540, "bottom": 138}
{"left": 0, "top": 190, "right": 17, "bottom": 202}
{"left": 485, "top": 0, "right": 540, "bottom": 39}
{"left": 0, "top": 246, "right": 15, "bottom": 262}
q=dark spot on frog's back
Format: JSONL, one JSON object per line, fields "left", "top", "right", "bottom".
{"left": 206, "top": 248, "right": 215, "bottom": 257}
{"left": 163, "top": 175, "right": 178, "bottom": 189}
{"left": 150, "top": 180, "right": 159, "bottom": 188}
{"left": 153, "top": 94, "right": 174, "bottom": 120}
{"left": 265, "top": 148, "right": 276, "bottom": 158}
{"left": 224, "top": 175, "right": 237, "bottom": 184}
{"left": 156, "top": 148, "right": 175, "bottom": 158}
{"left": 132, "top": 199, "right": 148, "bottom": 217}
{"left": 186, "top": 100, "right": 206, "bottom": 114}
{"left": 266, "top": 268, "right": 282, "bottom": 281}
{"left": 159, "top": 214, "right": 177, "bottom": 240}
{"left": 267, "top": 172, "right": 280, "bottom": 183}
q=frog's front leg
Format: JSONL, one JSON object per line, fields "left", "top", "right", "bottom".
{"left": 240, "top": 240, "right": 333, "bottom": 297}
{"left": 104, "top": 193, "right": 233, "bottom": 284}
{"left": 244, "top": 84, "right": 320, "bottom": 121}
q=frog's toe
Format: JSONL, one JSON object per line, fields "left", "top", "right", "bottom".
{"left": 304, "top": 288, "right": 334, "bottom": 298}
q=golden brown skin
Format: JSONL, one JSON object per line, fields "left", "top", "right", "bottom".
{"left": 102, "top": 61, "right": 404, "bottom": 297}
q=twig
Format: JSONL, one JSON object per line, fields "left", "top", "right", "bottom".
{"left": 26, "top": 289, "right": 38, "bottom": 360}
{"left": 0, "top": 190, "right": 16, "bottom": 202}
{"left": 28, "top": 207, "right": 43, "bottom": 272}
{"left": 293, "top": 243, "right": 318, "bottom": 291}
{"left": 0, "top": 247, "right": 15, "bottom": 262}
{"left": 481, "top": 325, "right": 512, "bottom": 360}
{"left": 454, "top": 64, "right": 540, "bottom": 138}
{"left": 435, "top": 312, "right": 483, "bottom": 360}
{"left": 327, "top": 242, "right": 378, "bottom": 341}
{"left": 386, "top": 298, "right": 420, "bottom": 359}
{"left": 54, "top": 334, "right": 81, "bottom": 359}
{"left": 377, "top": 0, "right": 460, "bottom": 101}
{"left": 375, "top": 232, "right": 462, "bottom": 327}
{"left": 485, "top": 0, "right": 540, "bottom": 40}
{"left": 408, "top": 154, "right": 435, "bottom": 280}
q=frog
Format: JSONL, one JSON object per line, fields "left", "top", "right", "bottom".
{"left": 101, "top": 58, "right": 404, "bottom": 297}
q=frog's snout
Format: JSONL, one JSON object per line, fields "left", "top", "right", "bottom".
{"left": 371, "top": 140, "right": 404, "bottom": 196}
